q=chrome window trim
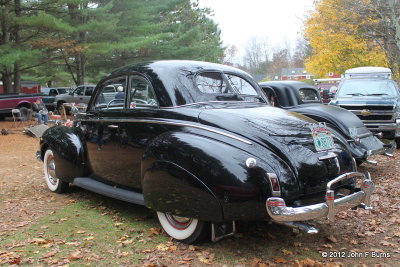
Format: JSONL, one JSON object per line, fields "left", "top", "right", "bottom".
{"left": 80, "top": 117, "right": 253, "bottom": 145}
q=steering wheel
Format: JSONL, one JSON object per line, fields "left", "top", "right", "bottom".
{"left": 107, "top": 99, "right": 124, "bottom": 109}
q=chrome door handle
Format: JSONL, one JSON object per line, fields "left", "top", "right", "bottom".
{"left": 108, "top": 125, "right": 119, "bottom": 128}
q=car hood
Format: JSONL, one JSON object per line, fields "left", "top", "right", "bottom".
{"left": 287, "top": 104, "right": 367, "bottom": 138}
{"left": 197, "top": 104, "right": 354, "bottom": 195}
{"left": 332, "top": 96, "right": 399, "bottom": 106}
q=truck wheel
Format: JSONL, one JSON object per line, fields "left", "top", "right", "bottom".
{"left": 43, "top": 149, "right": 69, "bottom": 193}
{"left": 396, "top": 139, "right": 400, "bottom": 149}
{"left": 156, "top": 212, "right": 210, "bottom": 244}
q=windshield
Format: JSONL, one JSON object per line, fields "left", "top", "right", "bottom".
{"left": 337, "top": 80, "right": 399, "bottom": 97}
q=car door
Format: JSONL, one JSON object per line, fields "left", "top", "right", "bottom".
{"left": 118, "top": 75, "right": 161, "bottom": 189}
{"left": 83, "top": 76, "right": 128, "bottom": 185}
{"left": 68, "top": 86, "right": 84, "bottom": 103}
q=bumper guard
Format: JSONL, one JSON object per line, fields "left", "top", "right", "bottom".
{"left": 266, "top": 172, "right": 373, "bottom": 222}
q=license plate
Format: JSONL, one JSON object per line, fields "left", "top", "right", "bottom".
{"left": 310, "top": 123, "right": 335, "bottom": 151}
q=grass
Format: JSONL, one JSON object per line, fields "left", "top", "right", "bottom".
{"left": 0, "top": 194, "right": 169, "bottom": 266}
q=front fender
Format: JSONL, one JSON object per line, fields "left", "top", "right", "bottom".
{"left": 141, "top": 132, "right": 282, "bottom": 221}
{"left": 40, "top": 126, "right": 87, "bottom": 182}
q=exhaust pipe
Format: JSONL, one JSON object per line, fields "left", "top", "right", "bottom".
{"left": 277, "top": 221, "right": 319, "bottom": 234}
{"left": 365, "top": 160, "right": 378, "bottom": 166}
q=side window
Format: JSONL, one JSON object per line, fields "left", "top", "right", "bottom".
{"left": 85, "top": 87, "right": 93, "bottom": 96}
{"left": 74, "top": 87, "right": 84, "bottom": 96}
{"left": 225, "top": 74, "right": 258, "bottom": 96}
{"left": 195, "top": 72, "right": 231, "bottom": 94}
{"left": 93, "top": 76, "right": 128, "bottom": 110}
{"left": 49, "top": 89, "right": 57, "bottom": 96}
{"left": 129, "top": 76, "right": 158, "bottom": 108}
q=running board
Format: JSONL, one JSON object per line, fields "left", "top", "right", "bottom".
{"left": 73, "top": 177, "right": 145, "bottom": 206}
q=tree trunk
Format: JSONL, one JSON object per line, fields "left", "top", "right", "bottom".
{"left": 1, "top": 72, "right": 13, "bottom": 94}
{"left": 13, "top": 0, "right": 21, "bottom": 93}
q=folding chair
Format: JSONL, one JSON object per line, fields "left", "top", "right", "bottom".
{"left": 11, "top": 109, "right": 23, "bottom": 128}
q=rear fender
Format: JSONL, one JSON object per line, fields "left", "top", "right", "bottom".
{"left": 141, "top": 132, "right": 281, "bottom": 221}
{"left": 40, "top": 126, "right": 87, "bottom": 182}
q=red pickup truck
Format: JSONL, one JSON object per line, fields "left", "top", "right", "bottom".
{"left": 0, "top": 94, "right": 43, "bottom": 120}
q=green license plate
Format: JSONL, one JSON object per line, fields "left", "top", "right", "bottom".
{"left": 310, "top": 125, "right": 335, "bottom": 151}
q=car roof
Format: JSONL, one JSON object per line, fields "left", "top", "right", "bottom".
{"left": 107, "top": 60, "right": 260, "bottom": 107}
{"left": 259, "top": 81, "right": 320, "bottom": 106}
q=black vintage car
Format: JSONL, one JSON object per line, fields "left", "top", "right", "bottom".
{"left": 259, "top": 81, "right": 390, "bottom": 165}
{"left": 37, "top": 61, "right": 373, "bottom": 244}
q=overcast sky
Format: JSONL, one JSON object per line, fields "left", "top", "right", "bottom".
{"left": 197, "top": 0, "right": 315, "bottom": 62}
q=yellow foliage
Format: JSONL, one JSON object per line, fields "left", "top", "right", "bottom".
{"left": 305, "top": 0, "right": 388, "bottom": 77}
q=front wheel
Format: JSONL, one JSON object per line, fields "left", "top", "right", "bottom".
{"left": 156, "top": 212, "right": 209, "bottom": 244}
{"left": 43, "top": 149, "right": 69, "bottom": 193}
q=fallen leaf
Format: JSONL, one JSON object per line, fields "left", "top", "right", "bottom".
{"left": 198, "top": 256, "right": 212, "bottom": 265}
{"left": 42, "top": 249, "right": 58, "bottom": 259}
{"left": 274, "top": 257, "right": 288, "bottom": 264}
{"left": 281, "top": 249, "right": 293, "bottom": 255}
{"left": 70, "top": 250, "right": 82, "bottom": 260}
{"left": 150, "top": 227, "right": 161, "bottom": 235}
{"left": 327, "top": 235, "right": 337, "bottom": 243}
{"left": 156, "top": 244, "right": 169, "bottom": 251}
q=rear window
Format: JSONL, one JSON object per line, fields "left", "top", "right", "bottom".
{"left": 299, "top": 88, "right": 320, "bottom": 101}
{"left": 195, "top": 72, "right": 232, "bottom": 94}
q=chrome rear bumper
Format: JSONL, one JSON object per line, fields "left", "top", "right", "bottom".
{"left": 266, "top": 172, "right": 373, "bottom": 222}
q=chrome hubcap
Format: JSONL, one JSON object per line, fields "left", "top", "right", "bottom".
{"left": 165, "top": 214, "right": 192, "bottom": 230}
{"left": 46, "top": 155, "right": 58, "bottom": 186}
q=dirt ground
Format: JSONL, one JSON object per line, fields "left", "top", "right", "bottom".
{"left": 0, "top": 119, "right": 399, "bottom": 266}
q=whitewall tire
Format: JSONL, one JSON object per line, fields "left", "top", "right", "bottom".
{"left": 43, "top": 149, "right": 68, "bottom": 193}
{"left": 156, "top": 212, "right": 209, "bottom": 244}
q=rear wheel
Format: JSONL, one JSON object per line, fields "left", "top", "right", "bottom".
{"left": 156, "top": 212, "right": 209, "bottom": 244}
{"left": 43, "top": 149, "right": 69, "bottom": 193}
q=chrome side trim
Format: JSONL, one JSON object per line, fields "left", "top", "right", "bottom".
{"left": 81, "top": 118, "right": 253, "bottom": 145}
{"left": 266, "top": 172, "right": 373, "bottom": 222}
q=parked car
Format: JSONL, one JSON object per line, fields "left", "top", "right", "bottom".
{"left": 41, "top": 87, "right": 71, "bottom": 111}
{"left": 259, "top": 81, "right": 391, "bottom": 165}
{"left": 0, "top": 93, "right": 43, "bottom": 120}
{"left": 330, "top": 67, "right": 400, "bottom": 146}
{"left": 37, "top": 60, "right": 373, "bottom": 243}
{"left": 53, "top": 84, "right": 95, "bottom": 114}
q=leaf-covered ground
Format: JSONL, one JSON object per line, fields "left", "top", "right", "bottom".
{"left": 0, "top": 121, "right": 399, "bottom": 266}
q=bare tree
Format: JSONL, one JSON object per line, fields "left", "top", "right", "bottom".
{"left": 242, "top": 37, "right": 270, "bottom": 74}
{"left": 224, "top": 44, "right": 238, "bottom": 66}
{"left": 292, "top": 35, "right": 311, "bottom": 68}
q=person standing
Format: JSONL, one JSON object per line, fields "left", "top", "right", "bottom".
{"left": 32, "top": 99, "right": 49, "bottom": 125}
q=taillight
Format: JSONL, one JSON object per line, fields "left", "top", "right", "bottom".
{"left": 267, "top": 173, "right": 281, "bottom": 197}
